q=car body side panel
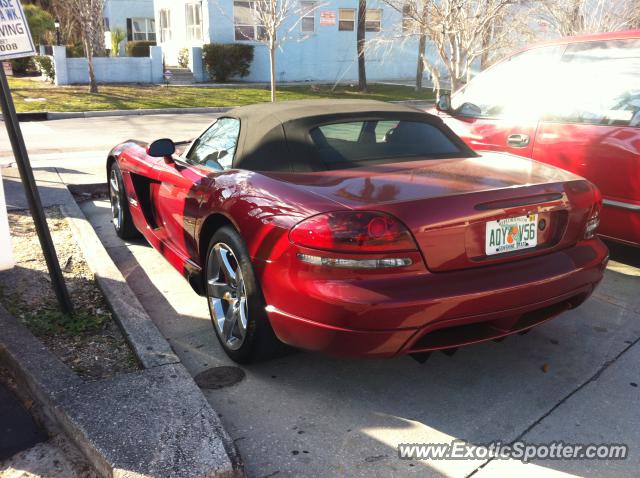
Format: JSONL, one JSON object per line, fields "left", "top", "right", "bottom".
{"left": 533, "top": 122, "right": 640, "bottom": 245}
{"left": 438, "top": 114, "right": 539, "bottom": 159}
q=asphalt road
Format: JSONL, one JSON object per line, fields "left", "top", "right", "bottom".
{"left": 0, "top": 113, "right": 216, "bottom": 166}
{"left": 3, "top": 114, "right": 640, "bottom": 478}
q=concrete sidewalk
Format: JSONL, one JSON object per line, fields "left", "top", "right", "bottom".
{"left": 1, "top": 167, "right": 242, "bottom": 477}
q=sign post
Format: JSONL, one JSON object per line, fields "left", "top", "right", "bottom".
{"left": 0, "top": 0, "right": 73, "bottom": 313}
{"left": 0, "top": 168, "right": 12, "bottom": 271}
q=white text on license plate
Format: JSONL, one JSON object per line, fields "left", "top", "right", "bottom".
{"left": 485, "top": 214, "right": 538, "bottom": 256}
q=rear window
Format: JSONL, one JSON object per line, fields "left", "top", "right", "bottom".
{"left": 309, "top": 120, "right": 462, "bottom": 168}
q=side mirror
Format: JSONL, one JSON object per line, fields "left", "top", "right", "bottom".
{"left": 436, "top": 93, "right": 452, "bottom": 113}
{"left": 147, "top": 138, "right": 176, "bottom": 158}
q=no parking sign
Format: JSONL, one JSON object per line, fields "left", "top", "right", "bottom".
{"left": 0, "top": 0, "right": 36, "bottom": 60}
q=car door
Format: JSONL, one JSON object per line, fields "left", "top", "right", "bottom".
{"left": 532, "top": 38, "right": 640, "bottom": 245}
{"left": 151, "top": 117, "right": 241, "bottom": 266}
{"left": 439, "top": 44, "right": 566, "bottom": 158}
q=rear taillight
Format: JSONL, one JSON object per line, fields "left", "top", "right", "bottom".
{"left": 290, "top": 211, "right": 418, "bottom": 253}
{"left": 584, "top": 187, "right": 602, "bottom": 240}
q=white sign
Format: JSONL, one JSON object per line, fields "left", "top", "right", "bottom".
{"left": 0, "top": 0, "right": 36, "bottom": 61}
{"left": 0, "top": 169, "right": 14, "bottom": 270}
{"left": 320, "top": 11, "right": 336, "bottom": 26}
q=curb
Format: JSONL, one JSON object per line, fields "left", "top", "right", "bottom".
{"left": 0, "top": 175, "right": 244, "bottom": 477}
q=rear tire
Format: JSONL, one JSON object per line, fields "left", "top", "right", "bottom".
{"left": 108, "top": 162, "right": 138, "bottom": 240}
{"left": 205, "top": 226, "right": 285, "bottom": 364}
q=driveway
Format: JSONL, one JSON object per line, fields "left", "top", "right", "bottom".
{"left": 3, "top": 114, "right": 640, "bottom": 478}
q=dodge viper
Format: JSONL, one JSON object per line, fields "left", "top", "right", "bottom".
{"left": 107, "top": 100, "right": 608, "bottom": 364}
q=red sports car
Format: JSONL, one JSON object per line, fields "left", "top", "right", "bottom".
{"left": 107, "top": 100, "right": 608, "bottom": 364}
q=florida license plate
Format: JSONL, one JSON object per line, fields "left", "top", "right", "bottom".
{"left": 485, "top": 214, "right": 538, "bottom": 256}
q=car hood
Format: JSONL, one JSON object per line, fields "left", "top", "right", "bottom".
{"left": 265, "top": 152, "right": 584, "bottom": 208}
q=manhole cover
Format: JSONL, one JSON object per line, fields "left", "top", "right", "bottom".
{"left": 194, "top": 366, "right": 245, "bottom": 390}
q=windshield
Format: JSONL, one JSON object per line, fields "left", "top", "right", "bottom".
{"left": 451, "top": 45, "right": 565, "bottom": 119}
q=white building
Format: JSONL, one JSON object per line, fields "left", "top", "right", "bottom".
{"left": 103, "top": 0, "right": 156, "bottom": 42}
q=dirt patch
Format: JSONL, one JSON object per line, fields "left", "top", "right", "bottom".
{"left": 0, "top": 207, "right": 139, "bottom": 381}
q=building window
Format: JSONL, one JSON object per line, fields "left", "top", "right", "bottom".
{"left": 185, "top": 2, "right": 203, "bottom": 41}
{"left": 365, "top": 9, "right": 381, "bottom": 32}
{"left": 301, "top": 1, "right": 315, "bottom": 33}
{"left": 338, "top": 8, "right": 355, "bottom": 31}
{"left": 131, "top": 18, "right": 156, "bottom": 41}
{"left": 103, "top": 17, "right": 110, "bottom": 31}
{"left": 159, "top": 9, "right": 172, "bottom": 42}
{"left": 233, "top": 1, "right": 265, "bottom": 41}
{"left": 402, "top": 4, "right": 415, "bottom": 33}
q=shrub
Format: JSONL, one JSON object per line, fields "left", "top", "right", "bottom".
{"left": 178, "top": 48, "right": 190, "bottom": 68}
{"left": 66, "top": 43, "right": 84, "bottom": 58}
{"left": 10, "top": 57, "right": 35, "bottom": 74}
{"left": 125, "top": 40, "right": 157, "bottom": 57}
{"left": 203, "top": 44, "right": 254, "bottom": 82}
{"left": 33, "top": 56, "right": 55, "bottom": 82}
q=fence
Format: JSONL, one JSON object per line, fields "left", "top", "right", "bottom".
{"left": 50, "top": 45, "right": 164, "bottom": 86}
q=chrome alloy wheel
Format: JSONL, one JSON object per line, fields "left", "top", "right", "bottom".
{"left": 109, "top": 168, "right": 122, "bottom": 230}
{"left": 207, "top": 243, "right": 248, "bottom": 351}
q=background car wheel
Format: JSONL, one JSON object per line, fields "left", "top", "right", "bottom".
{"left": 205, "top": 226, "right": 286, "bottom": 364}
{"left": 108, "top": 162, "right": 138, "bottom": 240}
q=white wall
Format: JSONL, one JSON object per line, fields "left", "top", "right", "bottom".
{"left": 52, "top": 46, "right": 164, "bottom": 85}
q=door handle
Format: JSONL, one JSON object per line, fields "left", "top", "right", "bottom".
{"left": 507, "top": 134, "right": 530, "bottom": 148}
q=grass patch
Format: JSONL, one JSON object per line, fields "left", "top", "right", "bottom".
{"left": 7, "top": 77, "right": 435, "bottom": 113}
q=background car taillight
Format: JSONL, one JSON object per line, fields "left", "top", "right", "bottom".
{"left": 584, "top": 187, "right": 602, "bottom": 239}
{"left": 290, "top": 211, "right": 418, "bottom": 269}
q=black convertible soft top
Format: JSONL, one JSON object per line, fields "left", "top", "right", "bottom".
{"left": 222, "top": 99, "right": 474, "bottom": 172}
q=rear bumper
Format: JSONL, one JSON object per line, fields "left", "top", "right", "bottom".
{"left": 261, "top": 239, "right": 609, "bottom": 357}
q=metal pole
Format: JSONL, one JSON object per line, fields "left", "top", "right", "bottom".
{"left": 0, "top": 67, "right": 73, "bottom": 314}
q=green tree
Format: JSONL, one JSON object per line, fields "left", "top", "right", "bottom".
{"left": 23, "top": 4, "right": 55, "bottom": 44}
{"left": 111, "top": 28, "right": 126, "bottom": 56}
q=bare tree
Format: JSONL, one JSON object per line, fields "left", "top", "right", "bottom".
{"left": 244, "top": 0, "right": 322, "bottom": 102}
{"left": 536, "top": 0, "right": 640, "bottom": 36}
{"left": 70, "top": 0, "right": 104, "bottom": 93}
{"left": 382, "top": 0, "right": 528, "bottom": 93}
{"left": 357, "top": 0, "right": 367, "bottom": 91}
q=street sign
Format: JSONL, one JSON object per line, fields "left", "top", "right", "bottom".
{"left": 0, "top": 168, "right": 13, "bottom": 271}
{"left": 0, "top": 0, "right": 36, "bottom": 61}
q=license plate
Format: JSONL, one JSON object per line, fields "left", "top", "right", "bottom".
{"left": 485, "top": 214, "right": 538, "bottom": 256}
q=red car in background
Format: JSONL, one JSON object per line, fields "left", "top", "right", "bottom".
{"left": 107, "top": 100, "right": 607, "bottom": 364}
{"left": 435, "top": 30, "right": 640, "bottom": 247}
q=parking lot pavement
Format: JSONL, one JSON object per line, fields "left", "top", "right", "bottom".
{"left": 0, "top": 113, "right": 216, "bottom": 164}
{"left": 80, "top": 197, "right": 640, "bottom": 478}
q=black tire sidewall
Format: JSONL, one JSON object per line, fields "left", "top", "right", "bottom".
{"left": 110, "top": 162, "right": 137, "bottom": 239}
{"left": 206, "top": 226, "right": 280, "bottom": 363}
